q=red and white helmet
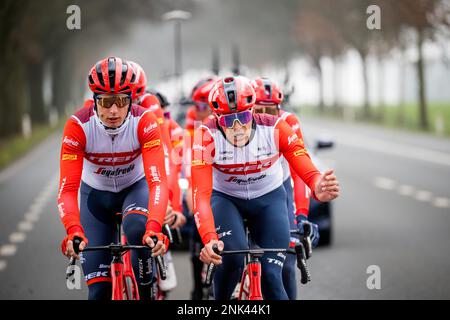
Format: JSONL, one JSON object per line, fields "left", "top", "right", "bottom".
{"left": 88, "top": 57, "right": 137, "bottom": 95}
{"left": 191, "top": 77, "right": 217, "bottom": 105}
{"left": 252, "top": 77, "right": 284, "bottom": 105}
{"left": 208, "top": 76, "right": 256, "bottom": 114}
{"left": 129, "top": 61, "right": 147, "bottom": 100}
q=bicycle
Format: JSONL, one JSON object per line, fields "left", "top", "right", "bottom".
{"left": 65, "top": 212, "right": 167, "bottom": 300}
{"left": 203, "top": 222, "right": 312, "bottom": 300}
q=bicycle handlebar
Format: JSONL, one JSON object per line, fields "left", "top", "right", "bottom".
{"left": 68, "top": 236, "right": 167, "bottom": 281}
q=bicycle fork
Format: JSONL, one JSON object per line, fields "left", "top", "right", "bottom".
{"left": 245, "top": 258, "right": 263, "bottom": 300}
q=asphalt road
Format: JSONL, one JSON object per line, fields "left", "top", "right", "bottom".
{"left": 0, "top": 116, "right": 449, "bottom": 299}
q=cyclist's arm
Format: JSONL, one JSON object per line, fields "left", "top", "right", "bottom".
{"left": 190, "top": 126, "right": 219, "bottom": 245}
{"left": 57, "top": 118, "right": 86, "bottom": 234}
{"left": 275, "top": 118, "right": 321, "bottom": 201}
{"left": 138, "top": 111, "right": 169, "bottom": 233}
{"left": 290, "top": 168, "right": 311, "bottom": 216}
{"left": 285, "top": 113, "right": 311, "bottom": 216}
{"left": 168, "top": 120, "right": 184, "bottom": 213}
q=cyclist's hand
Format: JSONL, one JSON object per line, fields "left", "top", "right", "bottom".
{"left": 61, "top": 232, "right": 88, "bottom": 260}
{"left": 171, "top": 211, "right": 187, "bottom": 229}
{"left": 296, "top": 214, "right": 320, "bottom": 248}
{"left": 314, "top": 169, "right": 340, "bottom": 202}
{"left": 200, "top": 239, "right": 224, "bottom": 265}
{"left": 143, "top": 230, "right": 169, "bottom": 257}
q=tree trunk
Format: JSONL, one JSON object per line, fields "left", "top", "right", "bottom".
{"left": 332, "top": 56, "right": 340, "bottom": 116}
{"left": 416, "top": 28, "right": 428, "bottom": 130}
{"left": 377, "top": 56, "right": 385, "bottom": 121}
{"left": 361, "top": 53, "right": 371, "bottom": 119}
{"left": 315, "top": 57, "right": 324, "bottom": 113}
{"left": 28, "top": 61, "right": 47, "bottom": 126}
{"left": 397, "top": 47, "right": 406, "bottom": 125}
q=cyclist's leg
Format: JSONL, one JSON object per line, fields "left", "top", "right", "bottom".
{"left": 79, "top": 182, "right": 117, "bottom": 300}
{"left": 247, "top": 184, "right": 290, "bottom": 300}
{"left": 211, "top": 190, "right": 247, "bottom": 300}
{"left": 121, "top": 178, "right": 154, "bottom": 300}
{"left": 282, "top": 178, "right": 298, "bottom": 300}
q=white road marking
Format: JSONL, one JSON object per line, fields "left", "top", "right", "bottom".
{"left": 433, "top": 197, "right": 450, "bottom": 208}
{"left": 307, "top": 125, "right": 450, "bottom": 167}
{"left": 374, "top": 178, "right": 449, "bottom": 211}
{"left": 398, "top": 185, "right": 415, "bottom": 196}
{"left": 374, "top": 177, "right": 396, "bottom": 190}
{"left": 0, "top": 174, "right": 58, "bottom": 267}
{"left": 0, "top": 245, "right": 17, "bottom": 256}
{"left": 9, "top": 232, "right": 26, "bottom": 243}
{"left": 18, "top": 221, "right": 34, "bottom": 232}
{"left": 415, "top": 190, "right": 433, "bottom": 202}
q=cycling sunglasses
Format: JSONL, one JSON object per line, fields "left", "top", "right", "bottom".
{"left": 195, "top": 102, "right": 210, "bottom": 112}
{"left": 163, "top": 111, "right": 171, "bottom": 119}
{"left": 96, "top": 94, "right": 131, "bottom": 109}
{"left": 254, "top": 105, "right": 279, "bottom": 115}
{"left": 218, "top": 110, "right": 253, "bottom": 128}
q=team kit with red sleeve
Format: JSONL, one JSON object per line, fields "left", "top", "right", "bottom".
{"left": 58, "top": 56, "right": 339, "bottom": 300}
{"left": 191, "top": 112, "right": 322, "bottom": 299}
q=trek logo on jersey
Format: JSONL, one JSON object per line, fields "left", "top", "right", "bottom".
{"left": 150, "top": 166, "right": 161, "bottom": 183}
{"left": 143, "top": 139, "right": 161, "bottom": 149}
{"left": 154, "top": 185, "right": 161, "bottom": 205}
{"left": 94, "top": 164, "right": 135, "bottom": 177}
{"left": 58, "top": 177, "right": 67, "bottom": 200}
{"left": 85, "top": 271, "right": 110, "bottom": 282}
{"left": 143, "top": 122, "right": 158, "bottom": 134}
{"left": 294, "top": 149, "right": 307, "bottom": 157}
{"left": 288, "top": 134, "right": 299, "bottom": 145}
{"left": 291, "top": 123, "right": 300, "bottom": 132}
{"left": 214, "top": 155, "right": 279, "bottom": 175}
{"left": 58, "top": 202, "right": 66, "bottom": 218}
{"left": 63, "top": 136, "right": 79, "bottom": 147}
{"left": 62, "top": 154, "right": 77, "bottom": 161}
{"left": 194, "top": 211, "right": 201, "bottom": 229}
{"left": 225, "top": 174, "right": 266, "bottom": 185}
{"left": 85, "top": 150, "right": 141, "bottom": 166}
{"left": 218, "top": 230, "right": 232, "bottom": 239}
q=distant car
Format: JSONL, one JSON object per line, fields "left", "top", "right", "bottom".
{"left": 307, "top": 137, "right": 335, "bottom": 246}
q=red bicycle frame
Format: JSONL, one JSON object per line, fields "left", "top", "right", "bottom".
{"left": 238, "top": 260, "right": 263, "bottom": 300}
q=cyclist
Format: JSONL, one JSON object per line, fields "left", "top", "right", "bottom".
{"left": 128, "top": 66, "right": 186, "bottom": 299}
{"left": 129, "top": 62, "right": 185, "bottom": 227}
{"left": 191, "top": 76, "right": 340, "bottom": 300}
{"left": 252, "top": 77, "right": 318, "bottom": 300}
{"left": 58, "top": 57, "right": 169, "bottom": 300}
{"left": 183, "top": 77, "right": 218, "bottom": 299}
{"left": 184, "top": 77, "right": 217, "bottom": 138}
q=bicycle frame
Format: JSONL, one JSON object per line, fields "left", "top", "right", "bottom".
{"left": 68, "top": 213, "right": 166, "bottom": 300}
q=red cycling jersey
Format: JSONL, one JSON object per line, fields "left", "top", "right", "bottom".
{"left": 139, "top": 94, "right": 183, "bottom": 213}
{"left": 279, "top": 110, "right": 311, "bottom": 217}
{"left": 57, "top": 103, "right": 169, "bottom": 236}
{"left": 191, "top": 113, "right": 322, "bottom": 244}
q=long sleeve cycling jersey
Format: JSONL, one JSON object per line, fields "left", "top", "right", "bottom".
{"left": 139, "top": 94, "right": 185, "bottom": 213}
{"left": 191, "top": 113, "right": 322, "bottom": 244}
{"left": 57, "top": 104, "right": 169, "bottom": 236}
{"left": 279, "top": 110, "right": 311, "bottom": 217}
